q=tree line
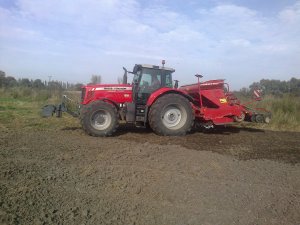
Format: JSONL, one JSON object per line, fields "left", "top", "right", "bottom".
{"left": 238, "top": 77, "right": 300, "bottom": 97}
{"left": 1, "top": 69, "right": 298, "bottom": 96}
{"left": 0, "top": 70, "right": 103, "bottom": 91}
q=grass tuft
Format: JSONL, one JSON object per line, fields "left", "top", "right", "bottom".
{"left": 0, "top": 88, "right": 79, "bottom": 130}
{"left": 240, "top": 94, "right": 300, "bottom": 131}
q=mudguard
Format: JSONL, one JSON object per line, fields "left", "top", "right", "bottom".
{"left": 146, "top": 87, "right": 193, "bottom": 106}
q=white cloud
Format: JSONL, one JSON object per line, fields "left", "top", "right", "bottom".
{"left": 142, "top": 6, "right": 185, "bottom": 32}
{"left": 211, "top": 4, "right": 257, "bottom": 18}
{"left": 230, "top": 39, "right": 251, "bottom": 47}
{"left": 0, "top": 26, "right": 41, "bottom": 40}
{"left": 17, "top": 0, "right": 129, "bottom": 20}
{"left": 279, "top": 1, "right": 300, "bottom": 24}
{"left": 0, "top": 0, "right": 299, "bottom": 88}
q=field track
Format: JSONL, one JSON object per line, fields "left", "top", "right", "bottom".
{"left": 1, "top": 125, "right": 299, "bottom": 225}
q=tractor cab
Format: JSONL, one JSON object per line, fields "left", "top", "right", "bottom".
{"left": 127, "top": 64, "right": 175, "bottom": 105}
{"left": 122, "top": 63, "right": 176, "bottom": 124}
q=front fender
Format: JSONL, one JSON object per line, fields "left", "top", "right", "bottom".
{"left": 84, "top": 98, "right": 120, "bottom": 110}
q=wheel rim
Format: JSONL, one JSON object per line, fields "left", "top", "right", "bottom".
{"left": 91, "top": 110, "right": 112, "bottom": 130}
{"left": 264, "top": 116, "right": 270, "bottom": 124}
{"left": 234, "top": 113, "right": 245, "bottom": 122}
{"left": 161, "top": 104, "right": 187, "bottom": 130}
{"left": 255, "top": 115, "right": 264, "bottom": 123}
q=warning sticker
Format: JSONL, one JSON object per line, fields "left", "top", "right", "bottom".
{"left": 219, "top": 98, "right": 227, "bottom": 103}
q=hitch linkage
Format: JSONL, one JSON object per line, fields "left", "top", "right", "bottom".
{"left": 41, "top": 95, "right": 80, "bottom": 118}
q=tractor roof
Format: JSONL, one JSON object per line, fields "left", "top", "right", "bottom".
{"left": 133, "top": 64, "right": 175, "bottom": 73}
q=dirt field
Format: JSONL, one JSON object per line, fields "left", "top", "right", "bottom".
{"left": 0, "top": 123, "right": 299, "bottom": 225}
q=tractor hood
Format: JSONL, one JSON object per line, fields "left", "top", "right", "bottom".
{"left": 81, "top": 84, "right": 133, "bottom": 105}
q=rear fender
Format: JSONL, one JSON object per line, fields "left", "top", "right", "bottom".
{"left": 146, "top": 88, "right": 194, "bottom": 106}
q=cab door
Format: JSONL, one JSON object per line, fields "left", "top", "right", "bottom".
{"left": 136, "top": 69, "right": 162, "bottom": 105}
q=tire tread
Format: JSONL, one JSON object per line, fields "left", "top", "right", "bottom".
{"left": 80, "top": 101, "right": 119, "bottom": 137}
{"left": 149, "top": 94, "right": 194, "bottom": 136}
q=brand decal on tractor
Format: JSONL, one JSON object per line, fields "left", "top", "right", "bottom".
{"left": 95, "top": 87, "right": 133, "bottom": 91}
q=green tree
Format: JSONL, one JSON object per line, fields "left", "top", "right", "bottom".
{"left": 33, "top": 79, "right": 45, "bottom": 88}
{"left": 0, "top": 70, "right": 6, "bottom": 87}
{"left": 74, "top": 83, "right": 84, "bottom": 91}
{"left": 19, "top": 78, "right": 32, "bottom": 87}
{"left": 5, "top": 76, "right": 17, "bottom": 87}
{"left": 248, "top": 78, "right": 300, "bottom": 96}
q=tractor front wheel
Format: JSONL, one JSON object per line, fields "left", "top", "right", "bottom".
{"left": 80, "top": 101, "right": 119, "bottom": 136}
{"left": 149, "top": 94, "right": 194, "bottom": 136}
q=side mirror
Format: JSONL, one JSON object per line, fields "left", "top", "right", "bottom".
{"left": 174, "top": 80, "right": 179, "bottom": 89}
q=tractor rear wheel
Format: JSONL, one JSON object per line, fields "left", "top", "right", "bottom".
{"left": 80, "top": 101, "right": 119, "bottom": 136}
{"left": 149, "top": 94, "right": 194, "bottom": 136}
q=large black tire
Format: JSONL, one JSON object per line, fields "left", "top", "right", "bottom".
{"left": 80, "top": 101, "right": 119, "bottom": 137}
{"left": 149, "top": 94, "right": 194, "bottom": 136}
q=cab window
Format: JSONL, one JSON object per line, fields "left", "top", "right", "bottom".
{"left": 165, "top": 73, "right": 173, "bottom": 88}
{"left": 139, "top": 73, "right": 152, "bottom": 87}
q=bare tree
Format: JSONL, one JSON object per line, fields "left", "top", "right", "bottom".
{"left": 117, "top": 77, "right": 123, "bottom": 84}
{"left": 90, "top": 75, "right": 102, "bottom": 84}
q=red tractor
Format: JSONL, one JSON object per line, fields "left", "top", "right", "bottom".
{"left": 42, "top": 62, "right": 271, "bottom": 136}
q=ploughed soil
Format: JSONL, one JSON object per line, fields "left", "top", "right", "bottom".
{"left": 0, "top": 124, "right": 299, "bottom": 225}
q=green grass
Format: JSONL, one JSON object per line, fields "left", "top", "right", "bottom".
{"left": 0, "top": 88, "right": 79, "bottom": 130}
{"left": 259, "top": 95, "right": 300, "bottom": 131}
{"left": 0, "top": 88, "right": 299, "bottom": 132}
{"left": 237, "top": 94, "right": 300, "bottom": 131}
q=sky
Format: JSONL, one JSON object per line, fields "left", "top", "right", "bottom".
{"left": 0, "top": 0, "right": 299, "bottom": 89}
